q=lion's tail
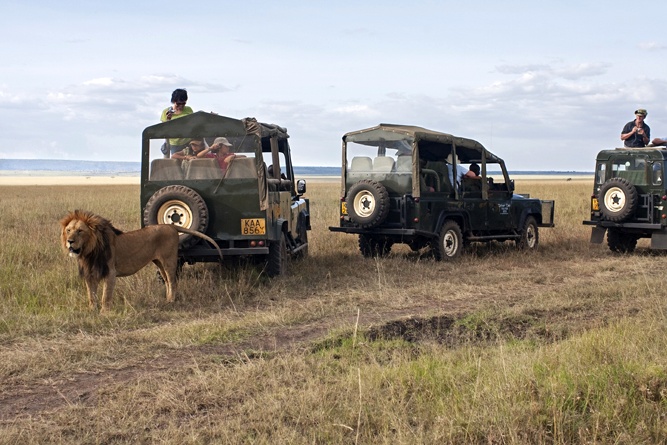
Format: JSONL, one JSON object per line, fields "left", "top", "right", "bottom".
{"left": 174, "top": 227, "right": 223, "bottom": 260}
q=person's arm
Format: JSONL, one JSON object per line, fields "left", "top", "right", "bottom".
{"left": 621, "top": 127, "right": 638, "bottom": 141}
{"left": 635, "top": 127, "right": 649, "bottom": 144}
{"left": 171, "top": 150, "right": 188, "bottom": 160}
{"left": 196, "top": 144, "right": 218, "bottom": 158}
{"left": 160, "top": 107, "right": 174, "bottom": 122}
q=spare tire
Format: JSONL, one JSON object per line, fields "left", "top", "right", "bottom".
{"left": 598, "top": 177, "right": 638, "bottom": 222}
{"left": 346, "top": 180, "right": 390, "bottom": 228}
{"left": 143, "top": 185, "right": 208, "bottom": 248}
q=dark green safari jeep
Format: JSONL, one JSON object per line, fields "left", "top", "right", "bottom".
{"left": 583, "top": 146, "right": 667, "bottom": 253}
{"left": 140, "top": 112, "right": 310, "bottom": 276}
{"left": 328, "top": 123, "right": 555, "bottom": 259}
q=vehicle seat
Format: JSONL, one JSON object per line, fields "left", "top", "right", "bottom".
{"left": 461, "top": 177, "right": 482, "bottom": 198}
{"left": 150, "top": 159, "right": 184, "bottom": 181}
{"left": 373, "top": 156, "right": 395, "bottom": 172}
{"left": 616, "top": 170, "right": 647, "bottom": 186}
{"left": 396, "top": 155, "right": 412, "bottom": 172}
{"left": 350, "top": 156, "right": 372, "bottom": 172}
{"left": 184, "top": 158, "right": 223, "bottom": 180}
{"left": 226, "top": 157, "right": 258, "bottom": 179}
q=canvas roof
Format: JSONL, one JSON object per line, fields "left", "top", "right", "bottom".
{"left": 142, "top": 112, "right": 289, "bottom": 140}
{"left": 343, "top": 123, "right": 501, "bottom": 163}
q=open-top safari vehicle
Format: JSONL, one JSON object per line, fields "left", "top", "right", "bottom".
{"left": 140, "top": 112, "right": 310, "bottom": 276}
{"left": 583, "top": 146, "right": 667, "bottom": 253}
{"left": 329, "top": 123, "right": 555, "bottom": 259}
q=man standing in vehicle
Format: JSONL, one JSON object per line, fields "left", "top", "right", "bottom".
{"left": 621, "top": 109, "right": 650, "bottom": 147}
{"left": 160, "top": 88, "right": 193, "bottom": 157}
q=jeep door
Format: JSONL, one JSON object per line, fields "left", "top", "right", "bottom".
{"left": 461, "top": 182, "right": 487, "bottom": 232}
{"left": 485, "top": 161, "right": 514, "bottom": 230}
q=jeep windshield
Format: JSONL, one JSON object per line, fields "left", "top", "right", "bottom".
{"left": 345, "top": 137, "right": 414, "bottom": 172}
{"left": 595, "top": 156, "right": 651, "bottom": 187}
{"left": 341, "top": 124, "right": 513, "bottom": 197}
{"left": 145, "top": 135, "right": 261, "bottom": 182}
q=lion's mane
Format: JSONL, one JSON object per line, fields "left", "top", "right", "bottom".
{"left": 60, "top": 210, "right": 124, "bottom": 282}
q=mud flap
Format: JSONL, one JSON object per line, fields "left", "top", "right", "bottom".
{"left": 590, "top": 226, "right": 606, "bottom": 244}
{"left": 650, "top": 230, "right": 667, "bottom": 249}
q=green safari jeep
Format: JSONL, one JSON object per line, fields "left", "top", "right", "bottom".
{"left": 329, "top": 123, "right": 555, "bottom": 258}
{"left": 583, "top": 146, "right": 667, "bottom": 252}
{"left": 140, "top": 112, "right": 310, "bottom": 276}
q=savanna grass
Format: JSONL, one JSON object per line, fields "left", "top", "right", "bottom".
{"left": 0, "top": 179, "right": 666, "bottom": 444}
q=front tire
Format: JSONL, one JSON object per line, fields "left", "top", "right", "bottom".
{"left": 516, "top": 216, "right": 539, "bottom": 250}
{"left": 143, "top": 185, "right": 208, "bottom": 248}
{"left": 294, "top": 211, "right": 309, "bottom": 260}
{"left": 265, "top": 233, "right": 288, "bottom": 277}
{"left": 433, "top": 220, "right": 463, "bottom": 261}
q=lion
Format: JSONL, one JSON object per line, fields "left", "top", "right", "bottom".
{"left": 60, "top": 210, "right": 222, "bottom": 311}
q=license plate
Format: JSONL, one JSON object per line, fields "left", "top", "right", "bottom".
{"left": 592, "top": 198, "right": 599, "bottom": 211}
{"left": 241, "top": 218, "right": 266, "bottom": 235}
{"left": 341, "top": 202, "right": 348, "bottom": 215}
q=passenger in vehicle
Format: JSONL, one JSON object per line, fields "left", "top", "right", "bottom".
{"left": 160, "top": 88, "right": 194, "bottom": 157}
{"left": 467, "top": 163, "right": 481, "bottom": 178}
{"left": 171, "top": 138, "right": 207, "bottom": 160}
{"left": 173, "top": 137, "right": 238, "bottom": 175}
{"left": 268, "top": 165, "right": 287, "bottom": 180}
{"left": 446, "top": 156, "right": 470, "bottom": 187}
{"left": 621, "top": 109, "right": 650, "bottom": 147}
{"left": 652, "top": 137, "right": 667, "bottom": 146}
{"left": 208, "top": 137, "right": 238, "bottom": 175}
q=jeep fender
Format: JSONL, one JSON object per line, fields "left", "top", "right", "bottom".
{"left": 297, "top": 209, "right": 310, "bottom": 233}
{"left": 275, "top": 218, "right": 301, "bottom": 253}
{"left": 517, "top": 209, "right": 541, "bottom": 231}
{"left": 434, "top": 211, "right": 468, "bottom": 238}
{"left": 271, "top": 218, "right": 289, "bottom": 241}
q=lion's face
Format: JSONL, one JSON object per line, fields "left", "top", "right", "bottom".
{"left": 62, "top": 218, "right": 93, "bottom": 257}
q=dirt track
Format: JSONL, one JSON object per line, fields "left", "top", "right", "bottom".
{"left": 0, "top": 247, "right": 636, "bottom": 423}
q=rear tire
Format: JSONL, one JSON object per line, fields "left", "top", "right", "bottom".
{"left": 359, "top": 234, "right": 392, "bottom": 258}
{"left": 433, "top": 220, "right": 463, "bottom": 261}
{"left": 607, "top": 229, "right": 638, "bottom": 253}
{"left": 144, "top": 185, "right": 208, "bottom": 248}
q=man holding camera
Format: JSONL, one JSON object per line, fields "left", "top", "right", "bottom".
{"left": 621, "top": 109, "right": 650, "bottom": 147}
{"left": 160, "top": 89, "right": 194, "bottom": 157}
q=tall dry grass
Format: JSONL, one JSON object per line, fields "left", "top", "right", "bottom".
{"left": 0, "top": 179, "right": 666, "bottom": 444}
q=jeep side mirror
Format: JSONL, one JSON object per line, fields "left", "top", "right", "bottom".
{"left": 297, "top": 179, "right": 307, "bottom": 195}
{"left": 509, "top": 179, "right": 515, "bottom": 192}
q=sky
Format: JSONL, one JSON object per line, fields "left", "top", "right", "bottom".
{"left": 2, "top": 0, "right": 667, "bottom": 171}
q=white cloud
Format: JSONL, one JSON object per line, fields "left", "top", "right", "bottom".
{"left": 2, "top": 1, "right": 667, "bottom": 172}
{"left": 639, "top": 41, "right": 667, "bottom": 51}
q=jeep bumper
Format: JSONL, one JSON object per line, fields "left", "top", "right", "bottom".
{"left": 582, "top": 220, "right": 667, "bottom": 249}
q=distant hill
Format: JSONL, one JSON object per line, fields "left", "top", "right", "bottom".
{"left": 0, "top": 160, "right": 342, "bottom": 176}
{"left": 0, "top": 159, "right": 141, "bottom": 175}
{"left": 0, "top": 159, "right": 590, "bottom": 177}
